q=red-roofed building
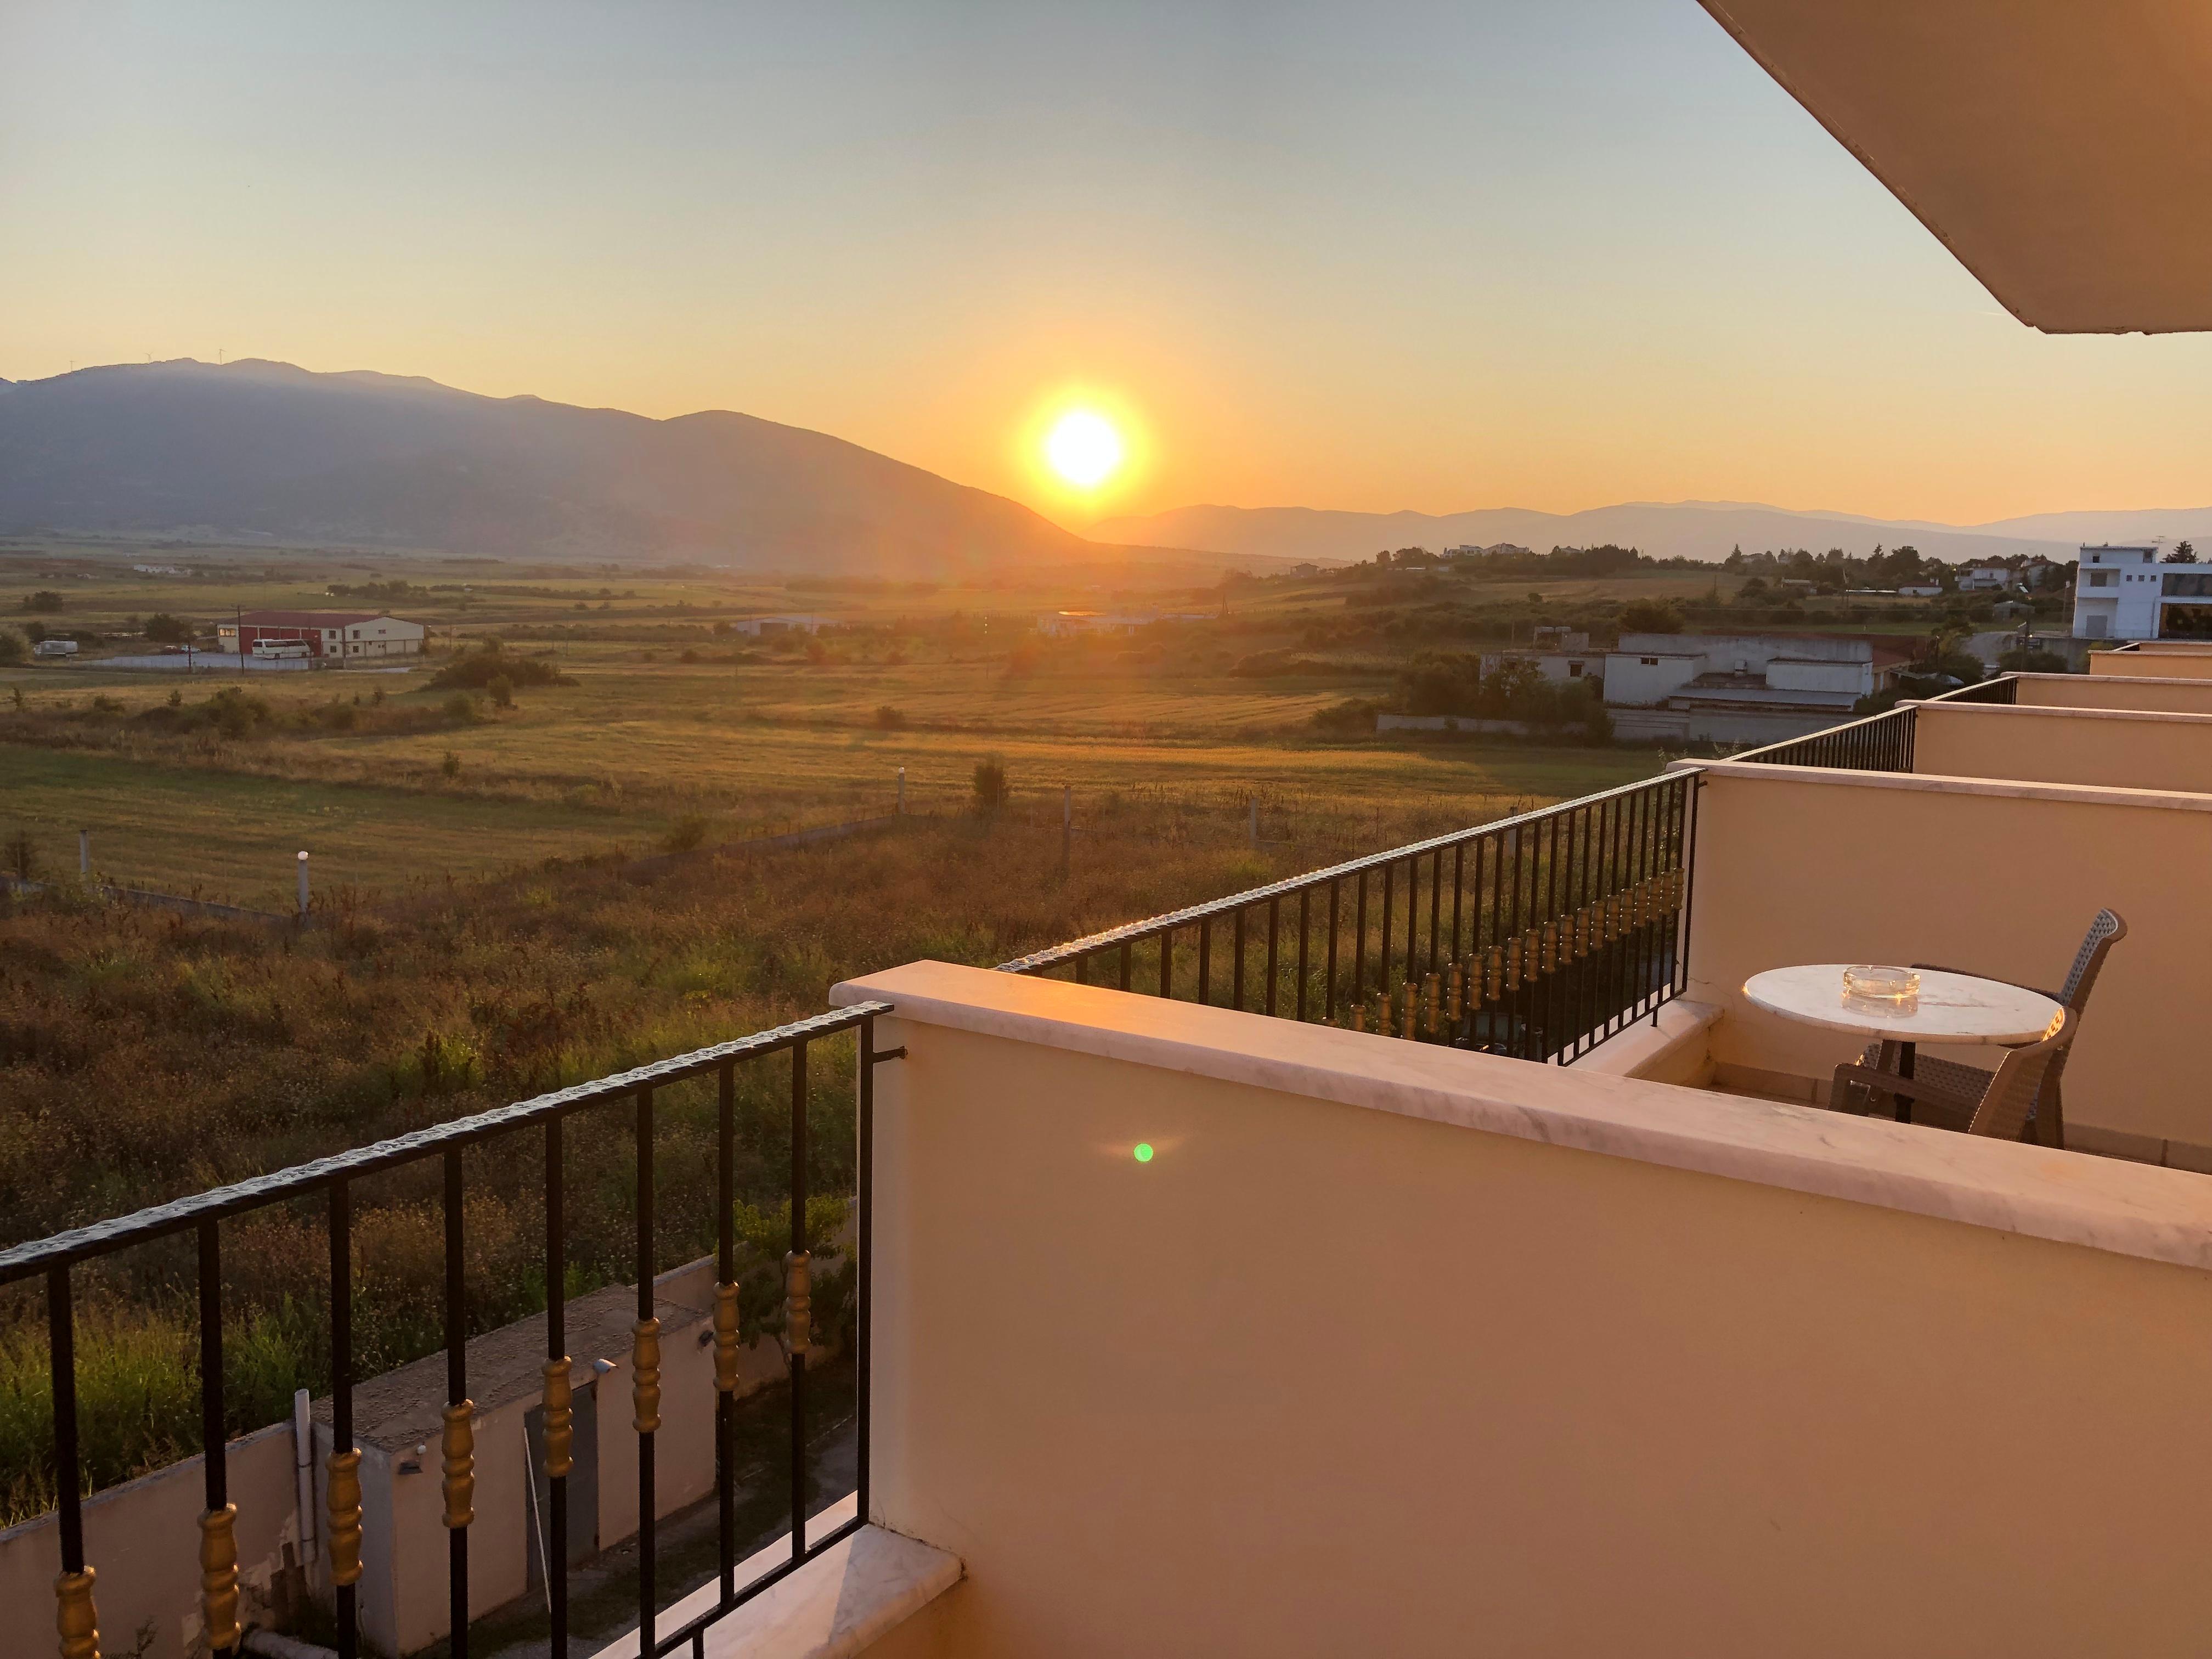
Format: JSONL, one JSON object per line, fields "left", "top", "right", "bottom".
{"left": 215, "top": 610, "right": 426, "bottom": 661}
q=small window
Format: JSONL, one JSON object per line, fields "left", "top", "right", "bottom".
{"left": 2086, "top": 571, "right": 2113, "bottom": 588}
{"left": 1567, "top": 662, "right": 1583, "bottom": 678}
{"left": 1641, "top": 656, "right": 1660, "bottom": 667}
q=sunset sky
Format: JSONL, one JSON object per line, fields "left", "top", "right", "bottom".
{"left": 6, "top": 1, "right": 2210, "bottom": 529}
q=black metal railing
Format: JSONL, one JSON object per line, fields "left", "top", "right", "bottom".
{"left": 1001, "top": 771, "right": 1698, "bottom": 1066}
{"left": 1, "top": 1001, "right": 896, "bottom": 1659}
{"left": 1727, "top": 703, "right": 1919, "bottom": 771}
{"left": 1727, "top": 674, "right": 2024, "bottom": 771}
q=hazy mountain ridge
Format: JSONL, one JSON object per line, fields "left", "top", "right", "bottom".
{"left": 0, "top": 359, "right": 1113, "bottom": 574}
{"left": 1092, "top": 500, "right": 2212, "bottom": 566}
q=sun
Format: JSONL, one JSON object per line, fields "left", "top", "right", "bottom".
{"left": 1043, "top": 409, "right": 1125, "bottom": 489}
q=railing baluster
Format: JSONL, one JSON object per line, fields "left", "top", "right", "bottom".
{"left": 717, "top": 1063, "right": 738, "bottom": 1603}
{"left": 1428, "top": 849, "right": 1442, "bottom": 978}
{"left": 635, "top": 1087, "right": 659, "bottom": 1656}
{"left": 1265, "top": 898, "right": 1279, "bottom": 1019}
{"left": 1296, "top": 889, "right": 1310, "bottom": 1022}
{"left": 788, "top": 1042, "right": 810, "bottom": 1561}
{"left": 200, "top": 1219, "right": 240, "bottom": 1658}
{"left": 1119, "top": 940, "right": 1131, "bottom": 993}
{"left": 1325, "top": 882, "right": 1340, "bottom": 1020}
{"left": 1159, "top": 927, "right": 1174, "bottom": 999}
{"left": 857, "top": 1020, "right": 875, "bottom": 1532}
{"left": 443, "top": 1148, "right": 472, "bottom": 1659}
{"left": 330, "top": 1178, "right": 360, "bottom": 1659}
{"left": 1353, "top": 872, "right": 1368, "bottom": 1007}
{"left": 1451, "top": 844, "right": 1464, "bottom": 968}
{"left": 544, "top": 1116, "right": 569, "bottom": 1657}
{"left": 1198, "top": 918, "right": 1212, "bottom": 1006}
{"left": 1379, "top": 862, "right": 1394, "bottom": 1007}
{"left": 1233, "top": 906, "right": 1246, "bottom": 1011}
{"left": 50, "top": 1266, "right": 96, "bottom": 1659}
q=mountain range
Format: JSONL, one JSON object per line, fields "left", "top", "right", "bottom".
{"left": 5, "top": 359, "right": 2208, "bottom": 574}
{"left": 1091, "top": 501, "right": 2212, "bottom": 567}
{"left": 0, "top": 359, "right": 1135, "bottom": 575}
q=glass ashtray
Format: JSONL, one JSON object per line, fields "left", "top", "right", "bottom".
{"left": 1842, "top": 964, "right": 1920, "bottom": 1002}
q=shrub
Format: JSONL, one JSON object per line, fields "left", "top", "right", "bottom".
{"left": 313, "top": 699, "right": 358, "bottom": 732}
{"left": 3, "top": 829, "right": 34, "bottom": 879}
{"left": 207, "top": 686, "right": 272, "bottom": 740}
{"left": 487, "top": 674, "right": 514, "bottom": 710}
{"left": 1310, "top": 697, "right": 1381, "bottom": 735}
{"left": 972, "top": 758, "right": 1009, "bottom": 813}
{"left": 440, "top": 750, "right": 462, "bottom": 778}
{"left": 20, "top": 590, "right": 63, "bottom": 613}
{"left": 429, "top": 648, "right": 569, "bottom": 691}
{"left": 89, "top": 695, "right": 125, "bottom": 716}
{"left": 1998, "top": 647, "right": 2069, "bottom": 674}
{"left": 0, "top": 629, "right": 24, "bottom": 666}
{"left": 442, "top": 692, "right": 478, "bottom": 723}
{"left": 874, "top": 704, "right": 906, "bottom": 730}
{"left": 142, "top": 613, "right": 194, "bottom": 645}
{"left": 662, "top": 812, "right": 712, "bottom": 854}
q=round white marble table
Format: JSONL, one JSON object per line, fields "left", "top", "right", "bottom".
{"left": 1742, "top": 964, "right": 2063, "bottom": 1124}
{"left": 1741, "top": 966, "right": 2063, "bottom": 1046}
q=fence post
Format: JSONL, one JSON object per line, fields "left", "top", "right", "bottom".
{"left": 78, "top": 830, "right": 89, "bottom": 878}
{"left": 297, "top": 850, "right": 309, "bottom": 918}
{"left": 1062, "top": 785, "right": 1072, "bottom": 871}
{"left": 1249, "top": 796, "right": 1259, "bottom": 849}
{"left": 896, "top": 766, "right": 905, "bottom": 816}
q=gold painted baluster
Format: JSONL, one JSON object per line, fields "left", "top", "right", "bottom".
{"left": 631, "top": 1318, "right": 663, "bottom": 1434}
{"left": 785, "top": 1252, "right": 812, "bottom": 1354}
{"left": 542, "top": 1358, "right": 574, "bottom": 1478}
{"left": 328, "top": 1448, "right": 364, "bottom": 1588}
{"left": 200, "top": 1504, "right": 240, "bottom": 1654}
{"left": 441, "top": 1402, "right": 476, "bottom": 1530}
{"left": 713, "top": 1283, "right": 740, "bottom": 1395}
{"left": 56, "top": 1566, "right": 99, "bottom": 1659}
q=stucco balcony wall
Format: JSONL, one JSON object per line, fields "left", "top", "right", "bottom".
{"left": 1912, "top": 700, "right": 2212, "bottom": 794}
{"left": 2011, "top": 670, "right": 2212, "bottom": 715}
{"left": 828, "top": 962, "right": 2212, "bottom": 1659}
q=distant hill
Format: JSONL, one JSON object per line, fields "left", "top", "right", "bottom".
{"left": 1092, "top": 500, "right": 2212, "bottom": 567}
{"left": 0, "top": 359, "right": 1148, "bottom": 575}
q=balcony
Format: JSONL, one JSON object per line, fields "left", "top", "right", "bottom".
{"left": 15, "top": 657, "right": 2212, "bottom": 1659}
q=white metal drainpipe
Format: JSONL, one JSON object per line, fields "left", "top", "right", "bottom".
{"left": 291, "top": 1387, "right": 318, "bottom": 1567}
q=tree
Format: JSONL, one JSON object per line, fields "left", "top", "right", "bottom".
{"left": 142, "top": 613, "right": 194, "bottom": 644}
{"left": 20, "top": 590, "right": 63, "bottom": 613}
{"left": 2163, "top": 541, "right": 2198, "bottom": 563}
{"left": 971, "top": 758, "right": 1008, "bottom": 814}
{"left": 1620, "top": 599, "right": 1683, "bottom": 634}
{"left": 0, "top": 628, "right": 23, "bottom": 666}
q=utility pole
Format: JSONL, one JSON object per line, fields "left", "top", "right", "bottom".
{"left": 896, "top": 766, "right": 905, "bottom": 816}
{"left": 237, "top": 603, "right": 245, "bottom": 676}
{"left": 1062, "top": 785, "right": 1073, "bottom": 871}
{"left": 78, "top": 830, "right": 89, "bottom": 879}
{"left": 296, "top": 850, "right": 309, "bottom": 919}
{"left": 1249, "top": 796, "right": 1259, "bottom": 849}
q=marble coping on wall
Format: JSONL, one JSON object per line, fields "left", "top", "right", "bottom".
{"left": 1666, "top": 756, "right": 2212, "bottom": 811}
{"left": 833, "top": 961, "right": 2212, "bottom": 1274}
{"left": 1905, "top": 698, "right": 2212, "bottom": 726}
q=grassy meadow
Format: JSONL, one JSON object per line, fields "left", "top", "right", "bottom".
{"left": 0, "top": 536, "right": 1956, "bottom": 1524}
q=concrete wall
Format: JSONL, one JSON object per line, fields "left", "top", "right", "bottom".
{"left": 2012, "top": 672, "right": 2212, "bottom": 714}
{"left": 0, "top": 1423, "right": 302, "bottom": 1659}
{"left": 1682, "top": 764, "right": 2212, "bottom": 1155}
{"left": 842, "top": 964, "right": 2212, "bottom": 1658}
{"left": 1914, "top": 702, "right": 2212, "bottom": 795}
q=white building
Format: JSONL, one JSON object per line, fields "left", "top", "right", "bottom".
{"left": 2069, "top": 544, "right": 2212, "bottom": 641}
{"left": 729, "top": 614, "right": 833, "bottom": 636}
{"left": 1601, "top": 633, "right": 1914, "bottom": 746}
{"left": 1958, "top": 566, "right": 2018, "bottom": 592}
{"left": 217, "top": 611, "right": 427, "bottom": 661}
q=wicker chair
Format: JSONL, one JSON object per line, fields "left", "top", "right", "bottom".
{"left": 1832, "top": 1011, "right": 2074, "bottom": 1142}
{"left": 1837, "top": 909, "right": 2125, "bottom": 1146}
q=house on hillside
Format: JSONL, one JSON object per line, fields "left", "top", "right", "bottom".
{"left": 729, "top": 614, "right": 833, "bottom": 636}
{"left": 1959, "top": 566, "right": 2017, "bottom": 592}
{"left": 215, "top": 611, "right": 426, "bottom": 661}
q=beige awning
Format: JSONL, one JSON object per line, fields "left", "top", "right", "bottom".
{"left": 1699, "top": 0, "right": 2212, "bottom": 334}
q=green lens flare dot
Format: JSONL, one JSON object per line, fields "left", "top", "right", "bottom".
{"left": 1133, "top": 1143, "right": 1154, "bottom": 1163}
